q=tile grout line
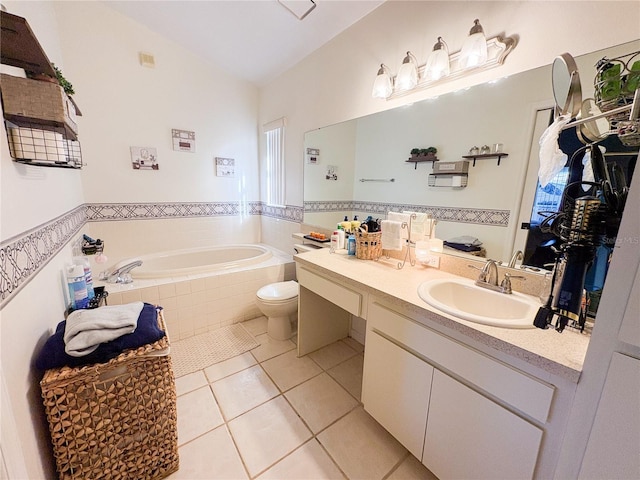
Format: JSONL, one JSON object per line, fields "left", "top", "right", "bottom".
{"left": 173, "top": 330, "right": 380, "bottom": 479}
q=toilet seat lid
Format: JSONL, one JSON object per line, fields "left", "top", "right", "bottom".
{"left": 257, "top": 281, "right": 298, "bottom": 301}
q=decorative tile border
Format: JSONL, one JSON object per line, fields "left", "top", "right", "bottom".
{"left": 0, "top": 201, "right": 303, "bottom": 308}
{"left": 0, "top": 206, "right": 87, "bottom": 307}
{"left": 304, "top": 200, "right": 510, "bottom": 226}
{"left": 260, "top": 204, "right": 304, "bottom": 222}
{"left": 86, "top": 202, "right": 242, "bottom": 221}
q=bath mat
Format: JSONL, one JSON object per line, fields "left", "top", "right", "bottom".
{"left": 170, "top": 324, "right": 260, "bottom": 378}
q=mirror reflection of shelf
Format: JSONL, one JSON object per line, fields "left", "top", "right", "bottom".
{"left": 406, "top": 155, "right": 439, "bottom": 169}
{"left": 462, "top": 153, "right": 509, "bottom": 166}
{"left": 428, "top": 173, "right": 468, "bottom": 188}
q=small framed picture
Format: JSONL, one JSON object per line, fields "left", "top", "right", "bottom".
{"left": 306, "top": 147, "right": 320, "bottom": 164}
{"left": 130, "top": 146, "right": 159, "bottom": 170}
{"left": 215, "top": 157, "right": 235, "bottom": 177}
{"left": 326, "top": 165, "right": 338, "bottom": 180}
{"left": 172, "top": 129, "right": 196, "bottom": 152}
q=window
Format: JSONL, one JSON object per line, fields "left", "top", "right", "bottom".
{"left": 263, "top": 117, "right": 286, "bottom": 207}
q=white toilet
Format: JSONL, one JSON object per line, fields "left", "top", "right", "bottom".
{"left": 255, "top": 280, "right": 299, "bottom": 340}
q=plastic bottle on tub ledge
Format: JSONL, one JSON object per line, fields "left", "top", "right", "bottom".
{"left": 73, "top": 255, "right": 94, "bottom": 300}
{"left": 66, "top": 264, "right": 89, "bottom": 310}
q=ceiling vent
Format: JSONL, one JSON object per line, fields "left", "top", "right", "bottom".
{"left": 138, "top": 52, "right": 155, "bottom": 68}
{"left": 277, "top": 0, "right": 316, "bottom": 20}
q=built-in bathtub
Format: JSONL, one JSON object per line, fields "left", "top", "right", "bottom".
{"left": 130, "top": 244, "right": 273, "bottom": 278}
{"left": 97, "top": 244, "right": 294, "bottom": 340}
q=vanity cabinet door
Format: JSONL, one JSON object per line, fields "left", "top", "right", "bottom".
{"left": 423, "top": 370, "right": 543, "bottom": 480}
{"left": 362, "top": 330, "right": 433, "bottom": 459}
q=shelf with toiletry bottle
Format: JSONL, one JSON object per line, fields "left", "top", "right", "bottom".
{"left": 0, "top": 11, "right": 83, "bottom": 169}
{"left": 462, "top": 144, "right": 508, "bottom": 166}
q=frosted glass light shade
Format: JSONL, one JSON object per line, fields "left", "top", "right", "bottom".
{"left": 372, "top": 65, "right": 393, "bottom": 99}
{"left": 460, "top": 24, "right": 488, "bottom": 69}
{"left": 425, "top": 39, "right": 450, "bottom": 81}
{"left": 396, "top": 53, "right": 418, "bottom": 91}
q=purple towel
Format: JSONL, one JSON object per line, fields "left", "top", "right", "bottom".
{"left": 36, "top": 303, "right": 165, "bottom": 370}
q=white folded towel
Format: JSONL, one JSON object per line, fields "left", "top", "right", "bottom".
{"left": 387, "top": 212, "right": 410, "bottom": 239}
{"left": 381, "top": 220, "right": 404, "bottom": 251}
{"left": 64, "top": 302, "right": 144, "bottom": 357}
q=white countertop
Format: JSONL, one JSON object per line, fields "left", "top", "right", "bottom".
{"left": 294, "top": 248, "right": 590, "bottom": 383}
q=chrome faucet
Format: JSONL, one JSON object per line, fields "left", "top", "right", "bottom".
{"left": 100, "top": 260, "right": 143, "bottom": 284}
{"left": 469, "top": 259, "right": 525, "bottom": 294}
{"left": 479, "top": 259, "right": 499, "bottom": 286}
{"left": 507, "top": 250, "right": 524, "bottom": 268}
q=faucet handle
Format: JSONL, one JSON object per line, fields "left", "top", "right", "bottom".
{"left": 468, "top": 264, "right": 486, "bottom": 281}
{"left": 500, "top": 273, "right": 526, "bottom": 293}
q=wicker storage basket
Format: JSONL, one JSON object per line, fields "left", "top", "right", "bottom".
{"left": 356, "top": 228, "right": 382, "bottom": 260}
{"left": 40, "top": 312, "right": 178, "bottom": 480}
{"left": 0, "top": 74, "right": 78, "bottom": 134}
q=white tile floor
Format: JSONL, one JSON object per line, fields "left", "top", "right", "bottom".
{"left": 167, "top": 316, "right": 438, "bottom": 480}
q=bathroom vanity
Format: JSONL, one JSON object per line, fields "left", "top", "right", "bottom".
{"left": 294, "top": 249, "right": 590, "bottom": 479}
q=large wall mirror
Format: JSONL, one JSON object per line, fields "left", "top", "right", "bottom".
{"left": 303, "top": 40, "right": 639, "bottom": 267}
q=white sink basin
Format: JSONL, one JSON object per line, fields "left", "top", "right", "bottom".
{"left": 417, "top": 278, "right": 540, "bottom": 329}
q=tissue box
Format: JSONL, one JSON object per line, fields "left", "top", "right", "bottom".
{"left": 433, "top": 161, "right": 469, "bottom": 175}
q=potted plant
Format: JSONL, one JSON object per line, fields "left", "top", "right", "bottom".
{"left": 410, "top": 148, "right": 421, "bottom": 158}
{"left": 28, "top": 63, "right": 75, "bottom": 96}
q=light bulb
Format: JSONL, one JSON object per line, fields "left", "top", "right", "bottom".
{"left": 396, "top": 52, "right": 418, "bottom": 91}
{"left": 460, "top": 19, "right": 488, "bottom": 69}
{"left": 425, "top": 37, "right": 450, "bottom": 81}
{"left": 372, "top": 64, "right": 393, "bottom": 99}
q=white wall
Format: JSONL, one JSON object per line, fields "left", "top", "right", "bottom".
{"left": 258, "top": 1, "right": 640, "bottom": 477}
{"left": 304, "top": 120, "right": 357, "bottom": 202}
{"left": 0, "top": 1, "right": 83, "bottom": 240}
{"left": 0, "top": 2, "right": 262, "bottom": 478}
{"left": 53, "top": 1, "right": 259, "bottom": 205}
{"left": 259, "top": 1, "right": 640, "bottom": 208}
{"left": 0, "top": 2, "right": 85, "bottom": 478}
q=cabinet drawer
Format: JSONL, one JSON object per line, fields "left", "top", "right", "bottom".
{"left": 369, "top": 301, "right": 554, "bottom": 423}
{"left": 297, "top": 267, "right": 362, "bottom": 316}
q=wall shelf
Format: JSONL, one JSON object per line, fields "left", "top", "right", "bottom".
{"left": 462, "top": 153, "right": 509, "bottom": 166}
{"left": 406, "top": 156, "right": 439, "bottom": 169}
{"left": 0, "top": 11, "right": 82, "bottom": 169}
{"left": 0, "top": 11, "right": 56, "bottom": 76}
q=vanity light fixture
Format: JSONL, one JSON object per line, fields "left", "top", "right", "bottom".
{"left": 371, "top": 64, "right": 393, "bottom": 99}
{"left": 459, "top": 19, "right": 488, "bottom": 69}
{"left": 373, "top": 19, "right": 516, "bottom": 101}
{"left": 396, "top": 51, "right": 419, "bottom": 92}
{"left": 425, "top": 37, "right": 450, "bottom": 81}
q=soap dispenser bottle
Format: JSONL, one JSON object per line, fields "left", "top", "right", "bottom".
{"left": 351, "top": 216, "right": 360, "bottom": 233}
